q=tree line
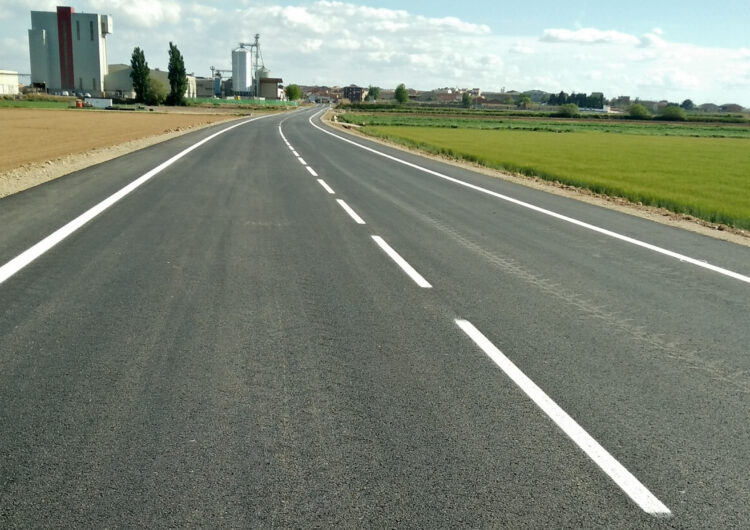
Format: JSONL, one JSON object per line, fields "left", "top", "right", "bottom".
{"left": 130, "top": 43, "right": 187, "bottom": 105}
{"left": 547, "top": 91, "right": 604, "bottom": 109}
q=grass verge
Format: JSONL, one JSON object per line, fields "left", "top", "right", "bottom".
{"left": 363, "top": 125, "right": 750, "bottom": 230}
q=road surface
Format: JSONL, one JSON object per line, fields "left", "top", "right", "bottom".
{"left": 1, "top": 106, "right": 748, "bottom": 528}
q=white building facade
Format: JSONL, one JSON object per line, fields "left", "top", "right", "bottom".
{"left": 28, "top": 6, "right": 112, "bottom": 95}
{"left": 0, "top": 70, "right": 20, "bottom": 95}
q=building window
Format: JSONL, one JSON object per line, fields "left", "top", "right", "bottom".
{"left": 93, "top": 78, "right": 97, "bottom": 90}
{"left": 90, "top": 20, "right": 94, "bottom": 41}
{"left": 76, "top": 21, "right": 80, "bottom": 40}
{"left": 79, "top": 77, "right": 83, "bottom": 90}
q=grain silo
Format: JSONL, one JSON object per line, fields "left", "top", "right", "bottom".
{"left": 231, "top": 46, "right": 251, "bottom": 94}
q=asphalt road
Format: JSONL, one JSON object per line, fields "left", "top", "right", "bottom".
{"left": 1, "top": 106, "right": 748, "bottom": 528}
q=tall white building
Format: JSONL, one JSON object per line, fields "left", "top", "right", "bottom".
{"left": 28, "top": 6, "right": 112, "bottom": 95}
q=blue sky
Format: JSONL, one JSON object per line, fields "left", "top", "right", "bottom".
{"left": 1, "top": 1, "right": 749, "bottom": 105}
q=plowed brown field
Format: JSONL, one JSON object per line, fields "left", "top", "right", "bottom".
{"left": 1, "top": 108, "right": 236, "bottom": 172}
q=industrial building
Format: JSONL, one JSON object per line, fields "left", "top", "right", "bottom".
{"left": 220, "top": 35, "right": 283, "bottom": 100}
{"left": 343, "top": 85, "right": 367, "bottom": 102}
{"left": 103, "top": 64, "right": 196, "bottom": 100}
{"left": 0, "top": 70, "right": 20, "bottom": 95}
{"left": 28, "top": 6, "right": 112, "bottom": 95}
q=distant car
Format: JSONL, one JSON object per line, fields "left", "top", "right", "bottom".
{"left": 62, "top": 91, "right": 69, "bottom": 96}
{"left": 84, "top": 92, "right": 91, "bottom": 98}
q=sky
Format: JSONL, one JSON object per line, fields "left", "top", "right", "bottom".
{"left": 2, "top": 0, "right": 749, "bottom": 106}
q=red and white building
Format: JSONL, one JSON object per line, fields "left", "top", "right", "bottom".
{"left": 28, "top": 6, "right": 112, "bottom": 95}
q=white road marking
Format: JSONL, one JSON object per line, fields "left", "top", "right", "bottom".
{"left": 308, "top": 111, "right": 750, "bottom": 285}
{"left": 0, "top": 115, "right": 274, "bottom": 286}
{"left": 317, "top": 179, "right": 335, "bottom": 194}
{"left": 297, "top": 157, "right": 307, "bottom": 166}
{"left": 292, "top": 150, "right": 299, "bottom": 157}
{"left": 455, "top": 318, "right": 672, "bottom": 517}
{"left": 336, "top": 199, "right": 366, "bottom": 224}
{"left": 371, "top": 235, "right": 432, "bottom": 288}
{"left": 306, "top": 166, "right": 319, "bottom": 177}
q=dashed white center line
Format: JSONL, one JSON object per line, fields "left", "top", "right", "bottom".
{"left": 371, "top": 235, "right": 432, "bottom": 288}
{"left": 317, "top": 179, "right": 335, "bottom": 194}
{"left": 455, "top": 319, "right": 672, "bottom": 517}
{"left": 307, "top": 110, "right": 750, "bottom": 286}
{"left": 297, "top": 157, "right": 307, "bottom": 166}
{"left": 292, "top": 150, "right": 300, "bottom": 157}
{"left": 306, "top": 166, "right": 319, "bottom": 177}
{"left": 336, "top": 199, "right": 366, "bottom": 224}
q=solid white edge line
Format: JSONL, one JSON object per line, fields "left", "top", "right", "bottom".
{"left": 307, "top": 110, "right": 750, "bottom": 286}
{"left": 371, "top": 235, "right": 432, "bottom": 288}
{"left": 336, "top": 199, "right": 366, "bottom": 225}
{"left": 297, "top": 157, "right": 307, "bottom": 166}
{"left": 317, "top": 179, "right": 335, "bottom": 194}
{"left": 306, "top": 166, "right": 319, "bottom": 177}
{"left": 455, "top": 319, "right": 671, "bottom": 517}
{"left": 0, "top": 115, "right": 274, "bottom": 286}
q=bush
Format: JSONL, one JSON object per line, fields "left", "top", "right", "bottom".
{"left": 145, "top": 78, "right": 167, "bottom": 105}
{"left": 628, "top": 103, "right": 652, "bottom": 120}
{"left": 557, "top": 103, "right": 580, "bottom": 118}
{"left": 657, "top": 105, "right": 687, "bottom": 121}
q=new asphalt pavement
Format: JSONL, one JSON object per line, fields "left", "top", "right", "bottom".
{"left": 1, "top": 106, "right": 748, "bottom": 528}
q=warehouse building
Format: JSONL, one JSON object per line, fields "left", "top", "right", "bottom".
{"left": 0, "top": 70, "right": 20, "bottom": 95}
{"left": 103, "top": 64, "right": 196, "bottom": 100}
{"left": 28, "top": 6, "right": 112, "bottom": 95}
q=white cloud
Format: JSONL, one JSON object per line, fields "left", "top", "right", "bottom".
{"left": 540, "top": 28, "right": 640, "bottom": 46}
{"left": 2, "top": 1, "right": 749, "bottom": 106}
{"left": 509, "top": 43, "right": 534, "bottom": 55}
{"left": 88, "top": 0, "right": 183, "bottom": 28}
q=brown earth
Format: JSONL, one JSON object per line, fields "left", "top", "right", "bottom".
{"left": 325, "top": 111, "right": 750, "bottom": 247}
{"left": 0, "top": 108, "right": 248, "bottom": 198}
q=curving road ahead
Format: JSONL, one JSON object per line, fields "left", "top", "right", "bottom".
{"left": 1, "top": 106, "right": 748, "bottom": 528}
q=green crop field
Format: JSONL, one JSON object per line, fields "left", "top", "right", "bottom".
{"left": 340, "top": 113, "right": 750, "bottom": 139}
{"left": 0, "top": 99, "right": 74, "bottom": 109}
{"left": 361, "top": 124, "right": 750, "bottom": 230}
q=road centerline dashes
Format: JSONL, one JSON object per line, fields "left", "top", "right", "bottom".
{"left": 307, "top": 110, "right": 750, "bottom": 286}
{"left": 317, "top": 179, "right": 335, "bottom": 194}
{"left": 336, "top": 199, "right": 365, "bottom": 224}
{"left": 371, "top": 235, "right": 432, "bottom": 288}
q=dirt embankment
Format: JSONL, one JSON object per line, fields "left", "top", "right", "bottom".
{"left": 0, "top": 108, "right": 244, "bottom": 198}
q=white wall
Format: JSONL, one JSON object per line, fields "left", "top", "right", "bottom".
{"left": 0, "top": 71, "right": 20, "bottom": 95}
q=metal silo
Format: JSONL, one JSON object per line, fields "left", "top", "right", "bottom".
{"left": 232, "top": 46, "right": 251, "bottom": 93}
{"left": 256, "top": 66, "right": 270, "bottom": 81}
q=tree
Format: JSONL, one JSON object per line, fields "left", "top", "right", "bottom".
{"left": 285, "top": 84, "right": 301, "bottom": 101}
{"left": 166, "top": 42, "right": 187, "bottom": 106}
{"left": 517, "top": 94, "right": 532, "bottom": 109}
{"left": 658, "top": 105, "right": 687, "bottom": 121}
{"left": 145, "top": 77, "right": 167, "bottom": 105}
{"left": 680, "top": 99, "right": 694, "bottom": 110}
{"left": 461, "top": 91, "right": 472, "bottom": 108}
{"left": 394, "top": 83, "right": 408, "bottom": 104}
{"left": 367, "top": 85, "right": 380, "bottom": 101}
{"left": 628, "top": 103, "right": 652, "bottom": 119}
{"left": 129, "top": 47, "right": 150, "bottom": 103}
{"left": 557, "top": 103, "right": 579, "bottom": 117}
